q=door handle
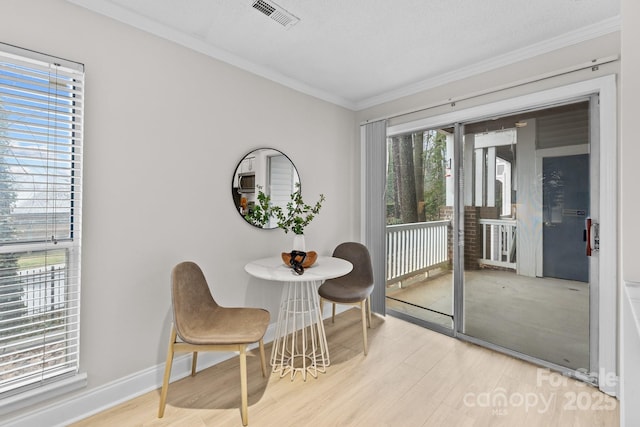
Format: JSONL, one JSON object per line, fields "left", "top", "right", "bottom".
{"left": 585, "top": 218, "right": 599, "bottom": 256}
{"left": 585, "top": 218, "right": 591, "bottom": 256}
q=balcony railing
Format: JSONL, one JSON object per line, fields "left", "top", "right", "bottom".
{"left": 17, "top": 264, "right": 67, "bottom": 315}
{"left": 386, "top": 220, "right": 450, "bottom": 285}
{"left": 478, "top": 219, "right": 517, "bottom": 269}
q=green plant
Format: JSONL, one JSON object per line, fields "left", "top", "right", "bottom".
{"left": 244, "top": 184, "right": 325, "bottom": 235}
{"left": 243, "top": 189, "right": 273, "bottom": 228}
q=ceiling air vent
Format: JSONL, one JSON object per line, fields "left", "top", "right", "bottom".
{"left": 251, "top": 0, "right": 300, "bottom": 29}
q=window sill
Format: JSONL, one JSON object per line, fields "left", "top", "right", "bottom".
{"left": 0, "top": 373, "right": 87, "bottom": 417}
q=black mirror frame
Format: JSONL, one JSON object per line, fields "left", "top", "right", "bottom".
{"left": 231, "top": 148, "right": 299, "bottom": 229}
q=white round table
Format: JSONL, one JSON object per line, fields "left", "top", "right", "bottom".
{"left": 245, "top": 256, "right": 352, "bottom": 381}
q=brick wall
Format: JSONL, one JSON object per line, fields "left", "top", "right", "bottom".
{"left": 440, "top": 205, "right": 499, "bottom": 270}
{"left": 440, "top": 206, "right": 454, "bottom": 268}
{"left": 464, "top": 207, "right": 480, "bottom": 270}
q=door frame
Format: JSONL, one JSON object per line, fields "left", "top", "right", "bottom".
{"left": 386, "top": 75, "right": 617, "bottom": 395}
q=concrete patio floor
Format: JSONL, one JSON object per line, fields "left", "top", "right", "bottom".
{"left": 386, "top": 268, "right": 589, "bottom": 370}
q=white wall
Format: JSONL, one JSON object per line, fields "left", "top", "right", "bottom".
{"left": 0, "top": 0, "right": 357, "bottom": 422}
{"left": 621, "top": 0, "right": 640, "bottom": 281}
{"left": 357, "top": 33, "right": 620, "bottom": 127}
{"left": 514, "top": 119, "right": 538, "bottom": 278}
{"left": 621, "top": 1, "right": 640, "bottom": 425}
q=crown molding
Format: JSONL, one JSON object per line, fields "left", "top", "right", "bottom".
{"left": 65, "top": 0, "right": 357, "bottom": 109}
{"left": 66, "top": 1, "right": 618, "bottom": 112}
{"left": 354, "top": 16, "right": 621, "bottom": 110}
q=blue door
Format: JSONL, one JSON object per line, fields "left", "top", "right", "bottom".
{"left": 542, "top": 154, "right": 589, "bottom": 282}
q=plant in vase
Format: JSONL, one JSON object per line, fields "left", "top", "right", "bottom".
{"left": 244, "top": 183, "right": 325, "bottom": 252}
{"left": 243, "top": 189, "right": 273, "bottom": 228}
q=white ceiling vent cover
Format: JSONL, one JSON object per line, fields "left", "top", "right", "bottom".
{"left": 251, "top": 0, "right": 300, "bottom": 29}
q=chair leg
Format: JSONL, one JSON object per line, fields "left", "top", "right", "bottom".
{"left": 320, "top": 298, "right": 324, "bottom": 317}
{"left": 332, "top": 302, "right": 336, "bottom": 323}
{"left": 191, "top": 352, "right": 198, "bottom": 376}
{"left": 361, "top": 300, "right": 368, "bottom": 356}
{"left": 367, "top": 297, "right": 372, "bottom": 328}
{"left": 239, "top": 346, "right": 249, "bottom": 426}
{"left": 259, "top": 338, "right": 267, "bottom": 377}
{"left": 158, "top": 326, "right": 177, "bottom": 418}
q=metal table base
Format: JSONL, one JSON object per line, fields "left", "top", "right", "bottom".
{"left": 271, "top": 280, "right": 329, "bottom": 381}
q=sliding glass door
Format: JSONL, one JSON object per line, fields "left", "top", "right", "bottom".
{"left": 384, "top": 99, "right": 598, "bottom": 375}
{"left": 379, "top": 77, "right": 616, "bottom": 391}
{"left": 384, "top": 128, "right": 455, "bottom": 333}
{"left": 458, "top": 100, "right": 594, "bottom": 373}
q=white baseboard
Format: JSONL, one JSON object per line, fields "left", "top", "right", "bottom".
{"left": 0, "top": 305, "right": 352, "bottom": 427}
{"left": 1, "top": 323, "right": 279, "bottom": 427}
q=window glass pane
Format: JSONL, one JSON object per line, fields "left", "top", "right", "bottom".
{"left": 461, "top": 102, "right": 591, "bottom": 371}
{"left": 385, "top": 129, "right": 454, "bottom": 330}
{"left": 0, "top": 249, "right": 79, "bottom": 394}
{"left": 0, "top": 61, "right": 80, "bottom": 245}
{"left": 0, "top": 45, "right": 83, "bottom": 398}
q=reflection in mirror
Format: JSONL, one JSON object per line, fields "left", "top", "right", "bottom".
{"left": 231, "top": 148, "right": 300, "bottom": 229}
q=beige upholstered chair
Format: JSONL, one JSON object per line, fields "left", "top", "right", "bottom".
{"left": 318, "top": 242, "right": 374, "bottom": 355}
{"left": 158, "top": 261, "right": 270, "bottom": 426}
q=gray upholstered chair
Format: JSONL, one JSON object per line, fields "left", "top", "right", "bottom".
{"left": 318, "top": 242, "right": 374, "bottom": 355}
{"left": 158, "top": 261, "right": 270, "bottom": 426}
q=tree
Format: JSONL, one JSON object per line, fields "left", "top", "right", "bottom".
{"left": 413, "top": 132, "right": 425, "bottom": 222}
{"left": 423, "top": 131, "right": 447, "bottom": 221}
{"left": 0, "top": 104, "right": 23, "bottom": 325}
{"left": 398, "top": 134, "right": 418, "bottom": 223}
{"left": 387, "top": 130, "right": 446, "bottom": 224}
{"left": 389, "top": 136, "right": 402, "bottom": 222}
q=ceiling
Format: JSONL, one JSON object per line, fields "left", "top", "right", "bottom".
{"left": 66, "top": 0, "right": 620, "bottom": 110}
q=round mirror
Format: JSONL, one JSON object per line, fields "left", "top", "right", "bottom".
{"left": 231, "top": 148, "right": 300, "bottom": 229}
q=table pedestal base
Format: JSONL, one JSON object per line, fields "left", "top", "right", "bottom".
{"left": 271, "top": 280, "right": 329, "bottom": 381}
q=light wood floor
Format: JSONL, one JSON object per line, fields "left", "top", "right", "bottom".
{"left": 71, "top": 309, "right": 618, "bottom": 427}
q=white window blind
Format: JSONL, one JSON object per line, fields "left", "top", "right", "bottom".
{"left": 0, "top": 44, "right": 83, "bottom": 398}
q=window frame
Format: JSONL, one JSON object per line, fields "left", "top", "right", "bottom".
{"left": 0, "top": 43, "right": 86, "bottom": 414}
